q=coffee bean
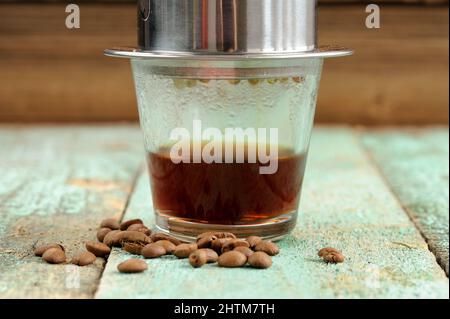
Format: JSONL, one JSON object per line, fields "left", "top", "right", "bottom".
{"left": 221, "top": 239, "right": 250, "bottom": 254}
{"left": 34, "top": 243, "right": 64, "bottom": 256}
{"left": 97, "top": 227, "right": 112, "bottom": 242}
{"left": 100, "top": 218, "right": 120, "bottom": 230}
{"left": 322, "top": 252, "right": 345, "bottom": 264}
{"left": 318, "top": 247, "right": 340, "bottom": 257}
{"left": 120, "top": 219, "right": 143, "bottom": 231}
{"left": 318, "top": 248, "right": 344, "bottom": 264}
{"left": 234, "top": 246, "right": 254, "bottom": 259}
{"left": 197, "top": 232, "right": 236, "bottom": 241}
{"left": 154, "top": 240, "right": 176, "bottom": 254}
{"left": 42, "top": 248, "right": 66, "bottom": 264}
{"left": 86, "top": 241, "right": 111, "bottom": 257}
{"left": 150, "top": 233, "right": 182, "bottom": 246}
{"left": 117, "top": 259, "right": 148, "bottom": 273}
{"left": 246, "top": 236, "right": 263, "bottom": 249}
{"left": 197, "top": 248, "right": 219, "bottom": 263}
{"left": 254, "top": 241, "right": 279, "bottom": 256}
{"left": 122, "top": 241, "right": 145, "bottom": 255}
{"left": 116, "top": 231, "right": 152, "bottom": 246}
{"left": 248, "top": 251, "right": 272, "bottom": 269}
{"left": 141, "top": 243, "right": 166, "bottom": 258}
{"left": 197, "top": 235, "right": 217, "bottom": 249}
{"left": 127, "top": 224, "right": 151, "bottom": 236}
{"left": 215, "top": 232, "right": 236, "bottom": 239}
{"left": 103, "top": 230, "right": 121, "bottom": 247}
{"left": 218, "top": 251, "right": 247, "bottom": 268}
{"left": 173, "top": 243, "right": 198, "bottom": 259}
{"left": 71, "top": 251, "right": 96, "bottom": 266}
{"left": 126, "top": 223, "right": 142, "bottom": 231}
{"left": 189, "top": 250, "right": 207, "bottom": 268}
{"left": 211, "top": 238, "right": 233, "bottom": 254}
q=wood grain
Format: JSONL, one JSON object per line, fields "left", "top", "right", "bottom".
{"left": 0, "top": 125, "right": 143, "bottom": 298}
{"left": 0, "top": 4, "right": 448, "bottom": 124}
{"left": 362, "top": 128, "right": 449, "bottom": 275}
{"left": 95, "top": 127, "right": 448, "bottom": 299}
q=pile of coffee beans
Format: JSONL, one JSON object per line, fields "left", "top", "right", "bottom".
{"left": 188, "top": 232, "right": 278, "bottom": 269}
{"left": 33, "top": 217, "right": 345, "bottom": 272}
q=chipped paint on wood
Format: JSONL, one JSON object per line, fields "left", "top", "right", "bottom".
{"left": 95, "top": 127, "right": 449, "bottom": 299}
{"left": 362, "top": 128, "right": 449, "bottom": 275}
{"left": 0, "top": 125, "right": 143, "bottom": 298}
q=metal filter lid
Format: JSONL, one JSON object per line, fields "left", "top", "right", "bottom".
{"left": 105, "top": 0, "right": 352, "bottom": 60}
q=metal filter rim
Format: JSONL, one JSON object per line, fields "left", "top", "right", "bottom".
{"left": 105, "top": 45, "right": 353, "bottom": 61}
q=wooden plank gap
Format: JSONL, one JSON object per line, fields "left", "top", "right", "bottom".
{"left": 356, "top": 128, "right": 449, "bottom": 277}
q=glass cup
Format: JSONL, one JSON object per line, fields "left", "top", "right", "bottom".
{"left": 131, "top": 57, "right": 323, "bottom": 240}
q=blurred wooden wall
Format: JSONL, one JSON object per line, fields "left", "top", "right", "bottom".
{"left": 0, "top": 1, "right": 448, "bottom": 125}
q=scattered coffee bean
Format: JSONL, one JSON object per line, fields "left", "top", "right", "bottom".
{"left": 86, "top": 241, "right": 111, "bottom": 257}
{"left": 100, "top": 218, "right": 120, "bottom": 230}
{"left": 246, "top": 236, "right": 263, "bottom": 249}
{"left": 122, "top": 241, "right": 145, "bottom": 255}
{"left": 150, "top": 233, "right": 182, "bottom": 246}
{"left": 154, "top": 240, "right": 176, "bottom": 254}
{"left": 197, "top": 234, "right": 217, "bottom": 249}
{"left": 103, "top": 230, "right": 122, "bottom": 247}
{"left": 189, "top": 250, "right": 207, "bottom": 268}
{"left": 97, "top": 227, "right": 112, "bottom": 242}
{"left": 198, "top": 232, "right": 236, "bottom": 240}
{"left": 197, "top": 248, "right": 219, "bottom": 263}
{"left": 126, "top": 223, "right": 142, "bottom": 231}
{"left": 318, "top": 247, "right": 340, "bottom": 257}
{"left": 120, "top": 219, "right": 143, "bottom": 231}
{"left": 71, "top": 251, "right": 96, "bottom": 266}
{"left": 318, "top": 247, "right": 344, "bottom": 264}
{"left": 221, "top": 239, "right": 250, "bottom": 254}
{"left": 173, "top": 243, "right": 198, "bottom": 259}
{"left": 248, "top": 252, "right": 272, "bottom": 269}
{"left": 218, "top": 251, "right": 247, "bottom": 268}
{"left": 116, "top": 231, "right": 152, "bottom": 246}
{"left": 141, "top": 243, "right": 166, "bottom": 258}
{"left": 127, "top": 224, "right": 151, "bottom": 236}
{"left": 234, "top": 246, "right": 254, "bottom": 259}
{"left": 34, "top": 243, "right": 64, "bottom": 257}
{"left": 322, "top": 252, "right": 345, "bottom": 264}
{"left": 117, "top": 259, "right": 148, "bottom": 273}
{"left": 254, "top": 241, "right": 279, "bottom": 256}
{"left": 42, "top": 247, "right": 66, "bottom": 264}
{"left": 211, "top": 238, "right": 234, "bottom": 254}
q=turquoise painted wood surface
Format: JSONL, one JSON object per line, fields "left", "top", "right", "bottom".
{"left": 95, "top": 127, "right": 448, "bottom": 299}
{"left": 362, "top": 128, "right": 449, "bottom": 275}
{"left": 0, "top": 125, "right": 142, "bottom": 298}
{"left": 0, "top": 125, "right": 448, "bottom": 299}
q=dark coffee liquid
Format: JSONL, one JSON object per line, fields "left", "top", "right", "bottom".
{"left": 147, "top": 143, "right": 307, "bottom": 225}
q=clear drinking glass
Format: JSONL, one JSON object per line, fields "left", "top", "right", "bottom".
{"left": 131, "top": 58, "right": 323, "bottom": 240}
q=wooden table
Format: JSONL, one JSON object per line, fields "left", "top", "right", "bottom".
{"left": 0, "top": 125, "right": 448, "bottom": 299}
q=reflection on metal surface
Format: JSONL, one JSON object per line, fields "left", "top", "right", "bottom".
{"left": 137, "top": 0, "right": 317, "bottom": 54}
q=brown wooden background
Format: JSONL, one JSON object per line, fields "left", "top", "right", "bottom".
{"left": 0, "top": 1, "right": 448, "bottom": 125}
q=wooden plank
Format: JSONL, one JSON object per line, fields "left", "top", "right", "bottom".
{"left": 0, "top": 4, "right": 448, "bottom": 125}
{"left": 0, "top": 125, "right": 142, "bottom": 298}
{"left": 362, "top": 128, "right": 449, "bottom": 275}
{"left": 95, "top": 127, "right": 448, "bottom": 299}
